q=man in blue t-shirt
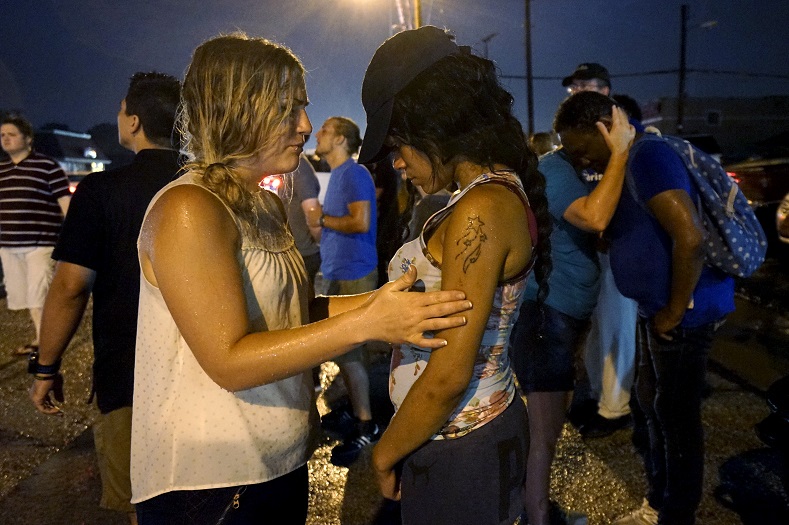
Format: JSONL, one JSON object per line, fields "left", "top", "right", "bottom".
{"left": 309, "top": 116, "right": 379, "bottom": 467}
{"left": 510, "top": 106, "right": 634, "bottom": 525}
{"left": 556, "top": 91, "right": 735, "bottom": 525}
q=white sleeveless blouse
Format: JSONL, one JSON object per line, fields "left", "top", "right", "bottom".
{"left": 130, "top": 172, "right": 319, "bottom": 503}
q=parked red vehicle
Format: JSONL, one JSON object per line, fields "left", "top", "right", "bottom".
{"left": 725, "top": 157, "right": 789, "bottom": 262}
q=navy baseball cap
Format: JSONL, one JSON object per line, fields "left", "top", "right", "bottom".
{"left": 358, "top": 26, "right": 460, "bottom": 164}
{"left": 561, "top": 62, "right": 611, "bottom": 87}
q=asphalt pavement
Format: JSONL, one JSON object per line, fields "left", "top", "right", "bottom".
{"left": 1, "top": 260, "right": 788, "bottom": 524}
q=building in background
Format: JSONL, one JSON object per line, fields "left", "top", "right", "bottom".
{"left": 642, "top": 95, "right": 789, "bottom": 162}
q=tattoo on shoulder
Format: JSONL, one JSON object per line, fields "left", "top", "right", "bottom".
{"left": 455, "top": 214, "right": 487, "bottom": 273}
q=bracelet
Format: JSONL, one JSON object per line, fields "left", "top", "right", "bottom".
{"left": 27, "top": 350, "right": 62, "bottom": 376}
{"left": 319, "top": 214, "right": 326, "bottom": 227}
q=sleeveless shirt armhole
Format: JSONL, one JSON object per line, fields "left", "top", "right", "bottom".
{"left": 416, "top": 174, "right": 538, "bottom": 280}
{"left": 492, "top": 178, "right": 538, "bottom": 285}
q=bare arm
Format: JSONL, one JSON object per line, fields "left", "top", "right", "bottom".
{"left": 57, "top": 195, "right": 71, "bottom": 217}
{"left": 317, "top": 200, "right": 370, "bottom": 234}
{"left": 139, "top": 184, "right": 470, "bottom": 392}
{"left": 564, "top": 106, "right": 635, "bottom": 232}
{"left": 647, "top": 189, "right": 705, "bottom": 336}
{"left": 29, "top": 262, "right": 95, "bottom": 414}
{"left": 372, "top": 184, "right": 531, "bottom": 499}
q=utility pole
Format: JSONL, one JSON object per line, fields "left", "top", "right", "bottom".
{"left": 481, "top": 32, "right": 497, "bottom": 59}
{"left": 413, "top": 0, "right": 421, "bottom": 28}
{"left": 677, "top": 3, "right": 688, "bottom": 134}
{"left": 525, "top": 0, "right": 534, "bottom": 135}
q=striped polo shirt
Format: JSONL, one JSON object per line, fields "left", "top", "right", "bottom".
{"left": 0, "top": 151, "right": 71, "bottom": 247}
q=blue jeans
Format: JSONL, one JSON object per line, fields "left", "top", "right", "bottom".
{"left": 635, "top": 317, "right": 720, "bottom": 525}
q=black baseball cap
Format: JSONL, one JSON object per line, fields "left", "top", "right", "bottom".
{"left": 561, "top": 62, "right": 611, "bottom": 87}
{"left": 358, "top": 26, "right": 460, "bottom": 165}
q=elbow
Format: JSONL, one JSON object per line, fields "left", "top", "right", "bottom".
{"left": 206, "top": 368, "right": 242, "bottom": 392}
{"left": 424, "top": 370, "right": 470, "bottom": 405}
{"left": 50, "top": 276, "right": 90, "bottom": 302}
{"left": 586, "top": 216, "right": 608, "bottom": 234}
{"left": 200, "top": 357, "right": 266, "bottom": 393}
{"left": 211, "top": 371, "right": 264, "bottom": 393}
{"left": 676, "top": 229, "right": 705, "bottom": 259}
{"left": 352, "top": 221, "right": 370, "bottom": 234}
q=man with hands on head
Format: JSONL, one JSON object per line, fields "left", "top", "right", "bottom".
{"left": 555, "top": 91, "right": 735, "bottom": 525}
{"left": 509, "top": 104, "right": 635, "bottom": 525}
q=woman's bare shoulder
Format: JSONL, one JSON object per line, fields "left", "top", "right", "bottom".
{"left": 141, "top": 179, "right": 240, "bottom": 254}
{"left": 453, "top": 182, "right": 525, "bottom": 225}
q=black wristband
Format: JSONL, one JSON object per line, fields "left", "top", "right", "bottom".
{"left": 319, "top": 214, "right": 326, "bottom": 227}
{"left": 27, "top": 351, "right": 62, "bottom": 376}
{"left": 309, "top": 296, "right": 330, "bottom": 323}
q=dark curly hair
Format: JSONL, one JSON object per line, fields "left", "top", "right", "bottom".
{"left": 388, "top": 53, "right": 552, "bottom": 302}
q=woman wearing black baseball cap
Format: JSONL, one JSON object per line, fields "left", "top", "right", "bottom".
{"left": 360, "top": 26, "right": 552, "bottom": 524}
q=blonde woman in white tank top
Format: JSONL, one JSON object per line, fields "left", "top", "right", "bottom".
{"left": 130, "top": 33, "right": 471, "bottom": 525}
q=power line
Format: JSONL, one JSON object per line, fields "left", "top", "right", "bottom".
{"left": 500, "top": 69, "right": 789, "bottom": 81}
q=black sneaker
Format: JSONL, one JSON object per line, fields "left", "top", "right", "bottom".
{"left": 330, "top": 420, "right": 381, "bottom": 467}
{"left": 567, "top": 398, "right": 598, "bottom": 430}
{"left": 579, "top": 412, "right": 632, "bottom": 439}
{"left": 321, "top": 405, "right": 356, "bottom": 439}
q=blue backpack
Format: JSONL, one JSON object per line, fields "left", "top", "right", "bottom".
{"left": 626, "top": 129, "right": 767, "bottom": 278}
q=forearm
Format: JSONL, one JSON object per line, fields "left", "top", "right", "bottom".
{"left": 373, "top": 372, "right": 465, "bottom": 470}
{"left": 666, "top": 239, "right": 704, "bottom": 318}
{"left": 567, "top": 152, "right": 628, "bottom": 232}
{"left": 210, "top": 307, "right": 372, "bottom": 391}
{"left": 321, "top": 212, "right": 368, "bottom": 234}
{"left": 38, "top": 280, "right": 91, "bottom": 365}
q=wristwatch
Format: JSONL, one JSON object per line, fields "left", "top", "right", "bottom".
{"left": 319, "top": 214, "right": 326, "bottom": 227}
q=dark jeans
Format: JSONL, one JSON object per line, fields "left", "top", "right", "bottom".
{"left": 509, "top": 301, "right": 590, "bottom": 393}
{"left": 635, "top": 317, "right": 719, "bottom": 525}
{"left": 136, "top": 465, "right": 308, "bottom": 525}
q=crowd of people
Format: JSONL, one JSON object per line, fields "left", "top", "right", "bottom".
{"left": 0, "top": 24, "right": 747, "bottom": 525}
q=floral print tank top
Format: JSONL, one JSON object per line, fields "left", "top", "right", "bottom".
{"left": 387, "top": 171, "right": 538, "bottom": 439}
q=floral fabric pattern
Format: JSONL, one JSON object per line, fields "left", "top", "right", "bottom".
{"left": 388, "top": 172, "right": 535, "bottom": 440}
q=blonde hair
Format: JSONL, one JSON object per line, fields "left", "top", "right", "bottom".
{"left": 179, "top": 33, "right": 305, "bottom": 241}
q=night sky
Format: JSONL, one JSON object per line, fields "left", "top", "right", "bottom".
{"left": 1, "top": 0, "right": 787, "bottom": 147}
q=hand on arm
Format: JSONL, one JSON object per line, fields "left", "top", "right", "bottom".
{"left": 372, "top": 185, "right": 527, "bottom": 498}
{"left": 563, "top": 106, "right": 635, "bottom": 232}
{"left": 140, "top": 185, "right": 471, "bottom": 392}
{"left": 647, "top": 189, "right": 705, "bottom": 337}
{"left": 29, "top": 262, "right": 95, "bottom": 415}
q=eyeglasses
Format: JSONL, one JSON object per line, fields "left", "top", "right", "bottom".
{"left": 567, "top": 80, "right": 607, "bottom": 94}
